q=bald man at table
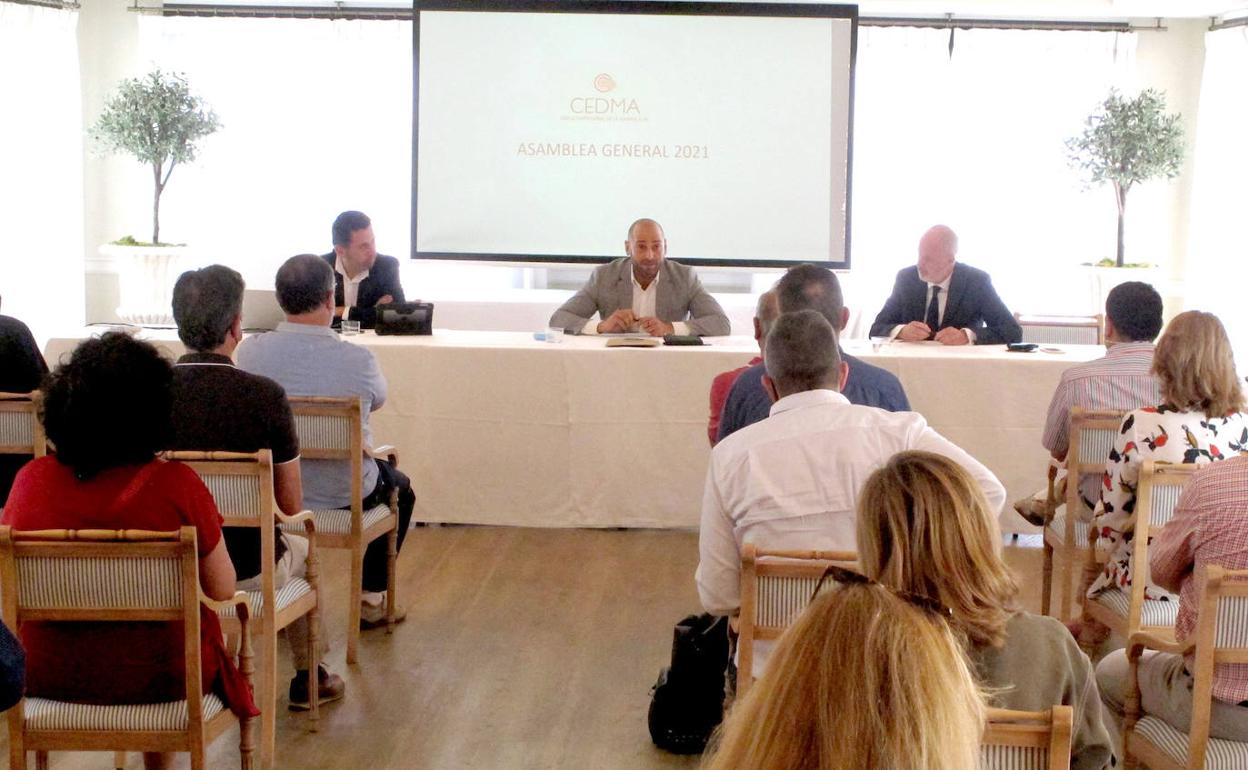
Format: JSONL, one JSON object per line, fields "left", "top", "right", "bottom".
{"left": 548, "top": 218, "right": 730, "bottom": 337}
{"left": 869, "top": 225, "right": 1022, "bottom": 346}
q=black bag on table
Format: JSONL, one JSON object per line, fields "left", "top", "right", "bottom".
{"left": 647, "top": 612, "right": 730, "bottom": 755}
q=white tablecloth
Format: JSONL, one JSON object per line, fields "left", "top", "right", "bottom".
{"left": 44, "top": 330, "right": 1103, "bottom": 531}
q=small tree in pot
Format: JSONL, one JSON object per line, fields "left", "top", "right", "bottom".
{"left": 1066, "top": 88, "right": 1184, "bottom": 268}
{"left": 91, "top": 69, "right": 221, "bottom": 245}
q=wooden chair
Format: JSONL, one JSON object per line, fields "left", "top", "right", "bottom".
{"left": 982, "top": 706, "right": 1075, "bottom": 770}
{"left": 168, "top": 449, "right": 322, "bottom": 770}
{"left": 1080, "top": 461, "right": 1198, "bottom": 653}
{"left": 1041, "top": 408, "right": 1124, "bottom": 620}
{"left": 0, "top": 392, "right": 46, "bottom": 514}
{"left": 1015, "top": 314, "right": 1106, "bottom": 346}
{"left": 1122, "top": 566, "right": 1248, "bottom": 769}
{"left": 736, "top": 543, "right": 856, "bottom": 698}
{"left": 0, "top": 526, "right": 255, "bottom": 770}
{"left": 287, "top": 396, "right": 399, "bottom": 665}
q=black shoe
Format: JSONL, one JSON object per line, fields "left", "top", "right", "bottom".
{"left": 288, "top": 665, "right": 346, "bottom": 711}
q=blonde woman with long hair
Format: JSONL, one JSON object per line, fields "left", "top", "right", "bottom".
{"left": 857, "top": 450, "right": 1114, "bottom": 770}
{"left": 703, "top": 581, "right": 985, "bottom": 770}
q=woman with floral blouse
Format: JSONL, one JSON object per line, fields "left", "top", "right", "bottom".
{"left": 1086, "top": 311, "right": 1248, "bottom": 602}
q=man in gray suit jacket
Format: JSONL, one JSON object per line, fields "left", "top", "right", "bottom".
{"left": 548, "top": 219, "right": 731, "bottom": 336}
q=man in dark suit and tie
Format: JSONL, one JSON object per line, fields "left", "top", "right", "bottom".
{"left": 869, "top": 225, "right": 1021, "bottom": 346}
{"left": 321, "top": 210, "right": 406, "bottom": 329}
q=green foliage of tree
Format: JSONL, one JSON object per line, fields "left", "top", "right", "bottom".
{"left": 1066, "top": 88, "right": 1184, "bottom": 268}
{"left": 91, "top": 69, "right": 221, "bottom": 245}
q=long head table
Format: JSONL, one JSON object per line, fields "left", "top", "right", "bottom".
{"left": 44, "top": 329, "right": 1103, "bottom": 532}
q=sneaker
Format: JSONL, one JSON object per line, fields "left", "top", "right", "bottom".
{"left": 1012, "top": 497, "right": 1050, "bottom": 527}
{"left": 359, "top": 600, "right": 408, "bottom": 630}
{"left": 288, "top": 665, "right": 346, "bottom": 711}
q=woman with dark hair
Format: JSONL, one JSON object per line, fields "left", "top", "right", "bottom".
{"left": 2, "top": 332, "right": 256, "bottom": 770}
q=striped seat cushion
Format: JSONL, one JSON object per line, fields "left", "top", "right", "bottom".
{"left": 1134, "top": 715, "right": 1248, "bottom": 768}
{"left": 1045, "top": 512, "right": 1090, "bottom": 547}
{"left": 1093, "top": 587, "right": 1180, "bottom": 626}
{"left": 282, "top": 504, "right": 392, "bottom": 536}
{"left": 25, "top": 694, "right": 225, "bottom": 731}
{"left": 980, "top": 744, "right": 1048, "bottom": 770}
{"left": 217, "top": 577, "right": 313, "bottom": 619}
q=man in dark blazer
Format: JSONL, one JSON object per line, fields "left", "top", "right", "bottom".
{"left": 548, "top": 218, "right": 730, "bottom": 336}
{"left": 869, "top": 225, "right": 1021, "bottom": 346}
{"left": 321, "top": 210, "right": 406, "bottom": 329}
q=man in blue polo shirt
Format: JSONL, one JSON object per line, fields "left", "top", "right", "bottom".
{"left": 717, "top": 265, "right": 909, "bottom": 443}
{"left": 237, "top": 254, "right": 414, "bottom": 629}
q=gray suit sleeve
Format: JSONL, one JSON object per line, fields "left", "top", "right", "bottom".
{"left": 684, "top": 274, "right": 730, "bottom": 337}
{"left": 548, "top": 267, "right": 607, "bottom": 333}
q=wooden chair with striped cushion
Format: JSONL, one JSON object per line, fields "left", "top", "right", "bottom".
{"left": 1081, "top": 461, "right": 1198, "bottom": 653}
{"left": 736, "top": 544, "right": 856, "bottom": 698}
{"left": 982, "top": 706, "right": 1075, "bottom": 770}
{"left": 167, "top": 449, "right": 321, "bottom": 770}
{"left": 1123, "top": 566, "right": 1248, "bottom": 769}
{"left": 1041, "top": 408, "right": 1124, "bottom": 620}
{"left": 0, "top": 526, "right": 255, "bottom": 770}
{"left": 287, "top": 396, "right": 399, "bottom": 665}
{"left": 0, "top": 392, "right": 46, "bottom": 514}
{"left": 1015, "top": 314, "right": 1106, "bottom": 346}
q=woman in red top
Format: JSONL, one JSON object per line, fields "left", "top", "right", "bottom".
{"left": 3, "top": 332, "right": 257, "bottom": 770}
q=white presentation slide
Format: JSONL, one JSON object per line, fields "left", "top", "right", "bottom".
{"left": 414, "top": 6, "right": 855, "bottom": 266}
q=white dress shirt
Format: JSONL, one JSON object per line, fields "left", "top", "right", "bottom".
{"left": 581, "top": 270, "right": 692, "bottom": 336}
{"left": 334, "top": 255, "right": 370, "bottom": 309}
{"left": 889, "top": 273, "right": 977, "bottom": 343}
{"left": 696, "top": 388, "right": 1005, "bottom": 672}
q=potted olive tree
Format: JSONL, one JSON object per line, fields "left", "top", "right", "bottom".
{"left": 92, "top": 69, "right": 220, "bottom": 324}
{"left": 1066, "top": 88, "right": 1184, "bottom": 269}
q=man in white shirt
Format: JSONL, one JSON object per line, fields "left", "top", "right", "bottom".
{"left": 547, "top": 218, "right": 730, "bottom": 337}
{"left": 696, "top": 309, "right": 1006, "bottom": 625}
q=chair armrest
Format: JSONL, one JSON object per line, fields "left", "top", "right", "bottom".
{"left": 275, "top": 509, "right": 317, "bottom": 536}
{"left": 368, "top": 444, "right": 399, "bottom": 467}
{"left": 1127, "top": 630, "right": 1192, "bottom": 659}
{"left": 201, "top": 591, "right": 254, "bottom": 624}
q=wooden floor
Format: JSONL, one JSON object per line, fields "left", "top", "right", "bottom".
{"left": 8, "top": 527, "right": 1046, "bottom": 769}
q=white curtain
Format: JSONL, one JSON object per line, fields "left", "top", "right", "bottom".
{"left": 134, "top": 16, "right": 415, "bottom": 288}
{"left": 0, "top": 2, "right": 84, "bottom": 344}
{"left": 1186, "top": 27, "right": 1248, "bottom": 364}
{"left": 852, "top": 27, "right": 1137, "bottom": 315}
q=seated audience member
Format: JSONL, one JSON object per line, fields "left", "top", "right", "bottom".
{"left": 717, "top": 264, "right": 909, "bottom": 442}
{"left": 0, "top": 298, "right": 49, "bottom": 506}
{"left": 696, "top": 310, "right": 1004, "bottom": 665}
{"left": 704, "top": 581, "right": 986, "bottom": 770}
{"left": 237, "top": 254, "right": 415, "bottom": 627}
{"left": 1097, "top": 454, "right": 1248, "bottom": 740}
{"left": 1084, "top": 311, "right": 1247, "bottom": 605}
{"left": 707, "top": 290, "right": 778, "bottom": 445}
{"left": 0, "top": 619, "right": 22, "bottom": 713}
{"left": 169, "top": 265, "right": 344, "bottom": 709}
{"left": 2, "top": 332, "right": 257, "bottom": 770}
{"left": 548, "top": 218, "right": 730, "bottom": 337}
{"left": 858, "top": 451, "right": 1113, "bottom": 770}
{"left": 869, "top": 225, "right": 1021, "bottom": 345}
{"left": 322, "top": 210, "right": 406, "bottom": 329}
{"left": 1015, "top": 281, "right": 1164, "bottom": 525}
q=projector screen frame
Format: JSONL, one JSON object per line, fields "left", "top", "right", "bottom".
{"left": 411, "top": 0, "right": 858, "bottom": 269}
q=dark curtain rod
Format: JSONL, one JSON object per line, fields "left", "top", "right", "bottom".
{"left": 1210, "top": 15, "right": 1248, "bottom": 30}
{"left": 3, "top": 0, "right": 80, "bottom": 9}
{"left": 138, "top": 3, "right": 1144, "bottom": 31}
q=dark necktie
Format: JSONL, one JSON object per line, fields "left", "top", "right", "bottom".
{"left": 925, "top": 285, "right": 941, "bottom": 339}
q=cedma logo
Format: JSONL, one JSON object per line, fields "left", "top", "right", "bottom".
{"left": 566, "top": 74, "right": 642, "bottom": 119}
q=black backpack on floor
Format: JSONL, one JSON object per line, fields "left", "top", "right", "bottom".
{"left": 647, "top": 613, "right": 730, "bottom": 755}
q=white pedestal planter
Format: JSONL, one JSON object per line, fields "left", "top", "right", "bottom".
{"left": 99, "top": 244, "right": 188, "bottom": 325}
